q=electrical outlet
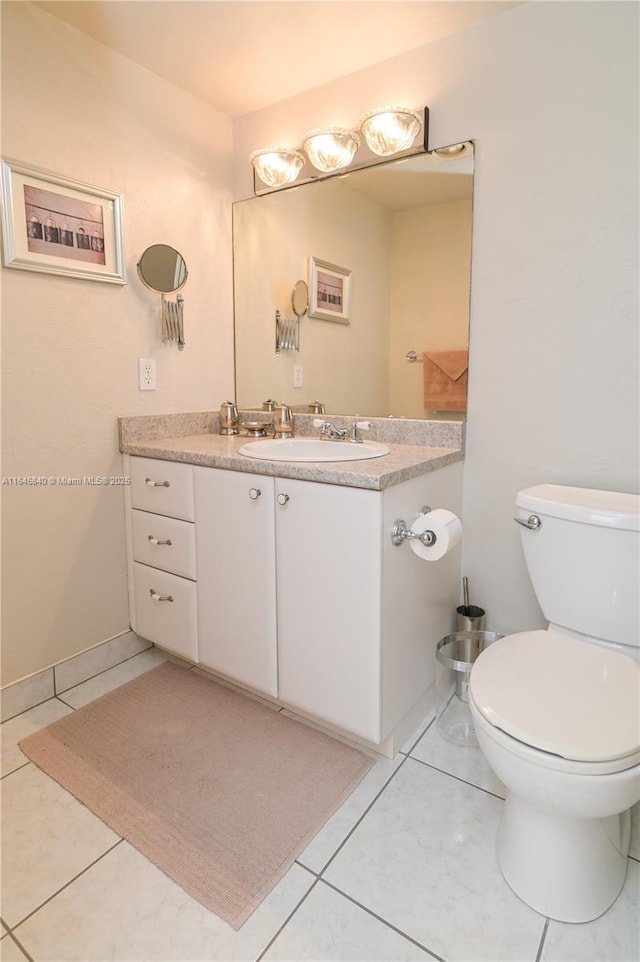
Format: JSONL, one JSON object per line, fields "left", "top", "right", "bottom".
{"left": 293, "top": 364, "right": 303, "bottom": 388}
{"left": 138, "top": 358, "right": 156, "bottom": 391}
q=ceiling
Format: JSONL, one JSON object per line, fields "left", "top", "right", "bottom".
{"left": 34, "top": 1, "right": 521, "bottom": 119}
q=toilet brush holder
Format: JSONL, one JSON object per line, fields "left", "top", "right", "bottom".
{"left": 457, "top": 576, "right": 486, "bottom": 632}
{"left": 456, "top": 605, "right": 486, "bottom": 633}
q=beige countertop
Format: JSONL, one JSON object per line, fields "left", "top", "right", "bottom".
{"left": 121, "top": 432, "right": 462, "bottom": 491}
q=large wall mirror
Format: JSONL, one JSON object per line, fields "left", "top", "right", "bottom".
{"left": 233, "top": 143, "right": 474, "bottom": 419}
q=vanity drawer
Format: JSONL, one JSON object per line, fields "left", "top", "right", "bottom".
{"left": 131, "top": 509, "right": 196, "bottom": 580}
{"left": 132, "top": 562, "right": 197, "bottom": 661}
{"left": 129, "top": 457, "right": 194, "bottom": 521}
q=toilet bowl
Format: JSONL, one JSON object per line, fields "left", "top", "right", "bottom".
{"left": 470, "top": 630, "right": 640, "bottom": 922}
{"left": 468, "top": 485, "right": 640, "bottom": 923}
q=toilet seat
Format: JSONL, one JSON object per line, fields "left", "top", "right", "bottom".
{"left": 470, "top": 629, "right": 640, "bottom": 768}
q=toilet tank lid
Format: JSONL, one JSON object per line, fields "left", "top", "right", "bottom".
{"left": 517, "top": 485, "right": 640, "bottom": 530}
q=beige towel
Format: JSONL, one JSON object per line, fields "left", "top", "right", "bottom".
{"left": 423, "top": 350, "right": 468, "bottom": 411}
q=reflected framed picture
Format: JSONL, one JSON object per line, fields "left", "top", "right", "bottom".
{"left": 0, "top": 158, "right": 125, "bottom": 284}
{"left": 308, "top": 256, "right": 351, "bottom": 323}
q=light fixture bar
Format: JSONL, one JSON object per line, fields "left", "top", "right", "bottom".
{"left": 250, "top": 106, "right": 430, "bottom": 195}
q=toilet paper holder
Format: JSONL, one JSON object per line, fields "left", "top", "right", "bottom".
{"left": 391, "top": 506, "right": 437, "bottom": 547}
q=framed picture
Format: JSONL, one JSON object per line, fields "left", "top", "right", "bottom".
{"left": 0, "top": 158, "right": 125, "bottom": 284}
{"left": 308, "top": 256, "right": 351, "bottom": 323}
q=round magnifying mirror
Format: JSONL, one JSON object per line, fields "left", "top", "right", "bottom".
{"left": 291, "top": 279, "right": 309, "bottom": 318}
{"left": 137, "top": 244, "right": 187, "bottom": 294}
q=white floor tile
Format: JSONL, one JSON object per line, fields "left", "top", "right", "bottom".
{"left": 57, "top": 647, "right": 168, "bottom": 708}
{"left": 297, "top": 754, "right": 404, "bottom": 874}
{"left": 409, "top": 722, "right": 506, "bottom": 797}
{"left": 0, "top": 935, "right": 29, "bottom": 961}
{"left": 324, "top": 758, "right": 546, "bottom": 962}
{"left": 263, "top": 879, "right": 435, "bottom": 961}
{"left": 541, "top": 858, "right": 640, "bottom": 961}
{"left": 399, "top": 714, "right": 435, "bottom": 755}
{"left": 1, "top": 669, "right": 54, "bottom": 723}
{"left": 1, "top": 698, "right": 73, "bottom": 778}
{"left": 14, "top": 841, "right": 315, "bottom": 962}
{"left": 0, "top": 763, "right": 119, "bottom": 926}
{"left": 54, "top": 631, "right": 151, "bottom": 693}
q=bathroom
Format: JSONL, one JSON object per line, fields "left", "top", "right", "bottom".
{"left": 1, "top": 1, "right": 638, "bottom": 959}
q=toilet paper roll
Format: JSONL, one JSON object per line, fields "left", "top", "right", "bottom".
{"left": 409, "top": 508, "right": 462, "bottom": 561}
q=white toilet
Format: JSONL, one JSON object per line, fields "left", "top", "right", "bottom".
{"left": 469, "top": 483, "right": 640, "bottom": 923}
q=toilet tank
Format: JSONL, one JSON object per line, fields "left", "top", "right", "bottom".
{"left": 515, "top": 484, "right": 640, "bottom": 648}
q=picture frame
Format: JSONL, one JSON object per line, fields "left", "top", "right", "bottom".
{"left": 0, "top": 158, "right": 125, "bottom": 284}
{"left": 308, "top": 256, "right": 351, "bottom": 323}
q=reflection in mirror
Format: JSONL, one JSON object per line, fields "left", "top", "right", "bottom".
{"left": 137, "top": 243, "right": 187, "bottom": 294}
{"left": 233, "top": 144, "right": 474, "bottom": 419}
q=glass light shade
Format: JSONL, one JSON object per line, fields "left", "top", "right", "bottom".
{"left": 301, "top": 128, "right": 360, "bottom": 172}
{"left": 250, "top": 148, "right": 304, "bottom": 188}
{"left": 360, "top": 107, "right": 422, "bottom": 156}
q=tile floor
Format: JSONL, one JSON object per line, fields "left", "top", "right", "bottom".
{"left": 1, "top": 648, "right": 639, "bottom": 962}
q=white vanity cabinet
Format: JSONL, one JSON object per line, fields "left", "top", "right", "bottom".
{"left": 125, "top": 456, "right": 198, "bottom": 662}
{"left": 194, "top": 467, "right": 278, "bottom": 697}
{"left": 125, "top": 452, "right": 462, "bottom": 752}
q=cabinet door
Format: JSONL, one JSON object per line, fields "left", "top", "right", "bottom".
{"left": 194, "top": 468, "right": 277, "bottom": 697}
{"left": 275, "top": 478, "right": 382, "bottom": 742}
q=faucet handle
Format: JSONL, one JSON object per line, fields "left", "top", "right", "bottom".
{"left": 350, "top": 420, "right": 372, "bottom": 442}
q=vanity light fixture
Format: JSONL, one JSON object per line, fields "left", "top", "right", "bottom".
{"left": 359, "top": 106, "right": 422, "bottom": 156}
{"left": 301, "top": 127, "right": 360, "bottom": 173}
{"left": 250, "top": 105, "right": 428, "bottom": 192}
{"left": 249, "top": 147, "right": 305, "bottom": 188}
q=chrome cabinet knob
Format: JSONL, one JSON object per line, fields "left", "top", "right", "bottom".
{"left": 249, "top": 488, "right": 262, "bottom": 500}
{"left": 276, "top": 492, "right": 290, "bottom": 505}
{"left": 145, "top": 477, "right": 170, "bottom": 488}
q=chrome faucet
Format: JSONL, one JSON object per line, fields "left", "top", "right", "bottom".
{"left": 313, "top": 418, "right": 348, "bottom": 441}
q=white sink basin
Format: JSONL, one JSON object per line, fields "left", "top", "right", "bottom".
{"left": 238, "top": 438, "right": 390, "bottom": 463}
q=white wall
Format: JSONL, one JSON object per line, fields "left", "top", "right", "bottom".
{"left": 1, "top": 3, "right": 234, "bottom": 684}
{"left": 234, "top": 2, "right": 639, "bottom": 634}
